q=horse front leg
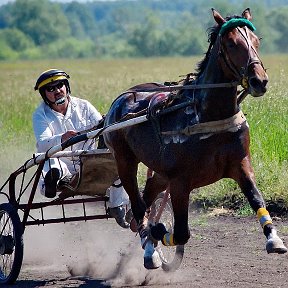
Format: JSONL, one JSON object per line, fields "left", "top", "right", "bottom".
{"left": 235, "top": 158, "right": 287, "bottom": 254}
{"left": 150, "top": 179, "right": 191, "bottom": 246}
{"left": 170, "top": 180, "right": 191, "bottom": 245}
{"left": 142, "top": 169, "right": 168, "bottom": 208}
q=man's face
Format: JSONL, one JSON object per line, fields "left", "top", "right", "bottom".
{"left": 44, "top": 81, "right": 67, "bottom": 105}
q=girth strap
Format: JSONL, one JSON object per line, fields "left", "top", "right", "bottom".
{"left": 162, "top": 110, "right": 246, "bottom": 136}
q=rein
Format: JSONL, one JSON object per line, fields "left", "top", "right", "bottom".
{"left": 127, "top": 81, "right": 239, "bottom": 94}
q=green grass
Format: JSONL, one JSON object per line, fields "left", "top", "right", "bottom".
{"left": 279, "top": 225, "right": 288, "bottom": 235}
{"left": 235, "top": 204, "right": 254, "bottom": 217}
{"left": 0, "top": 55, "right": 287, "bottom": 210}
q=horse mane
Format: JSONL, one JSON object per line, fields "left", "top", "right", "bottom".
{"left": 195, "top": 15, "right": 243, "bottom": 77}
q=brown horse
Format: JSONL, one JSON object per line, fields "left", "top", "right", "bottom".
{"left": 104, "top": 8, "right": 287, "bottom": 269}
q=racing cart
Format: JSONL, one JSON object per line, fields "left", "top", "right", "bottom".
{"left": 0, "top": 121, "right": 184, "bottom": 285}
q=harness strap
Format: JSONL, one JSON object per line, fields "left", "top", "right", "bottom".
{"left": 162, "top": 110, "right": 246, "bottom": 136}
{"left": 125, "top": 81, "right": 239, "bottom": 94}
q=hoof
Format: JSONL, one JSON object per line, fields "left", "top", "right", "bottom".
{"left": 266, "top": 236, "right": 288, "bottom": 254}
{"left": 144, "top": 251, "right": 162, "bottom": 269}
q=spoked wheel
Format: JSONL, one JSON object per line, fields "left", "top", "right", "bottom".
{"left": 0, "top": 203, "right": 24, "bottom": 285}
{"left": 151, "top": 192, "right": 184, "bottom": 272}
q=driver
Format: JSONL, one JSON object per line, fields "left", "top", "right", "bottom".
{"left": 33, "top": 68, "right": 130, "bottom": 228}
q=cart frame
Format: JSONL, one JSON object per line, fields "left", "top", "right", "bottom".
{"left": 0, "top": 114, "right": 183, "bottom": 285}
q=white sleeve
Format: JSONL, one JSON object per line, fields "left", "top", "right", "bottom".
{"left": 87, "top": 101, "right": 103, "bottom": 126}
{"left": 32, "top": 111, "right": 62, "bottom": 153}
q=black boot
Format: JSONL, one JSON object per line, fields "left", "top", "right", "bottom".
{"left": 44, "top": 168, "right": 60, "bottom": 198}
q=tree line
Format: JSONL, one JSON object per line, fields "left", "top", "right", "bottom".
{"left": 0, "top": 0, "right": 287, "bottom": 60}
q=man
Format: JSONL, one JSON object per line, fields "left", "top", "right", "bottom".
{"left": 33, "top": 68, "right": 130, "bottom": 228}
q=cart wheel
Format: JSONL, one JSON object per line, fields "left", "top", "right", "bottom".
{"left": 0, "top": 203, "right": 24, "bottom": 285}
{"left": 151, "top": 192, "right": 184, "bottom": 272}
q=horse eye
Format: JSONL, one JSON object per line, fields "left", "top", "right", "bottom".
{"left": 226, "top": 39, "right": 237, "bottom": 49}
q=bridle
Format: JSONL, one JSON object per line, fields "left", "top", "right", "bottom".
{"left": 218, "top": 25, "right": 265, "bottom": 91}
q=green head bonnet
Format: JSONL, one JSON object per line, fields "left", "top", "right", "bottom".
{"left": 219, "top": 18, "right": 256, "bottom": 36}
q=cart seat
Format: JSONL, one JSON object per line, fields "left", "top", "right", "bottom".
{"left": 59, "top": 151, "right": 118, "bottom": 198}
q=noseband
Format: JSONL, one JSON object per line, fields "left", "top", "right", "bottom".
{"left": 218, "top": 21, "right": 265, "bottom": 90}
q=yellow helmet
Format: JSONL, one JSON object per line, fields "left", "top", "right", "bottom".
{"left": 34, "top": 69, "right": 70, "bottom": 91}
{"left": 34, "top": 69, "right": 71, "bottom": 106}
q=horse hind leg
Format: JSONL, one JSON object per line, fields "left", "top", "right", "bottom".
{"left": 114, "top": 155, "right": 146, "bottom": 224}
{"left": 235, "top": 159, "right": 287, "bottom": 254}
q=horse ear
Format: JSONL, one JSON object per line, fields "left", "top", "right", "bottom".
{"left": 242, "top": 8, "right": 252, "bottom": 21}
{"left": 211, "top": 8, "right": 226, "bottom": 25}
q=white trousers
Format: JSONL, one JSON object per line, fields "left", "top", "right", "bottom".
{"left": 39, "top": 158, "right": 73, "bottom": 196}
{"left": 106, "top": 178, "right": 130, "bottom": 208}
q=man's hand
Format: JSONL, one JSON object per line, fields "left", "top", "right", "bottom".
{"left": 61, "top": 130, "right": 78, "bottom": 143}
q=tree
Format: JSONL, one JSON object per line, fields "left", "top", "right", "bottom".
{"left": 10, "top": 0, "right": 71, "bottom": 46}
{"left": 0, "top": 0, "right": 287, "bottom": 60}
{"left": 0, "top": 28, "right": 34, "bottom": 52}
{"left": 43, "top": 37, "right": 96, "bottom": 59}
{"left": 0, "top": 38, "right": 18, "bottom": 60}
{"left": 63, "top": 2, "right": 97, "bottom": 40}
{"left": 268, "top": 7, "right": 288, "bottom": 53}
{"left": 128, "top": 12, "right": 168, "bottom": 57}
{"left": 0, "top": 3, "right": 14, "bottom": 29}
{"left": 173, "top": 12, "right": 206, "bottom": 56}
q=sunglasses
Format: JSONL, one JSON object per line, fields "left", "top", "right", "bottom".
{"left": 45, "top": 82, "right": 65, "bottom": 92}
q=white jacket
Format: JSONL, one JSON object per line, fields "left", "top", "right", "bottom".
{"left": 33, "top": 96, "right": 102, "bottom": 153}
{"left": 33, "top": 96, "right": 102, "bottom": 178}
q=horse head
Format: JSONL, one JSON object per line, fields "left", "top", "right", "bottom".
{"left": 212, "top": 8, "right": 268, "bottom": 97}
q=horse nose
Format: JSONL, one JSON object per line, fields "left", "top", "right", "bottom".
{"left": 249, "top": 77, "right": 268, "bottom": 96}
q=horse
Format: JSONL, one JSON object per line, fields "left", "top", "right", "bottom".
{"left": 104, "top": 8, "right": 287, "bottom": 269}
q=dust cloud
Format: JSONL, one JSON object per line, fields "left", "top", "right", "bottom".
{"left": 1, "top": 147, "right": 184, "bottom": 286}
{"left": 22, "top": 203, "right": 183, "bottom": 287}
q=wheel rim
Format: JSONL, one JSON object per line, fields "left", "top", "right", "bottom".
{"left": 0, "top": 210, "right": 16, "bottom": 281}
{"left": 153, "top": 197, "right": 178, "bottom": 264}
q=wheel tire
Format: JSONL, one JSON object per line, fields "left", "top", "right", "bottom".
{"left": 151, "top": 192, "right": 184, "bottom": 272}
{"left": 0, "top": 203, "right": 24, "bottom": 284}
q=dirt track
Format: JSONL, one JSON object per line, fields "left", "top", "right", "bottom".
{"left": 13, "top": 210, "right": 288, "bottom": 288}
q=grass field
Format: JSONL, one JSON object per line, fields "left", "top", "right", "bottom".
{"left": 0, "top": 55, "right": 287, "bottom": 211}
